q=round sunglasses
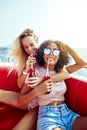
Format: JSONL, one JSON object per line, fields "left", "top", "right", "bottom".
{"left": 44, "top": 48, "right": 60, "bottom": 56}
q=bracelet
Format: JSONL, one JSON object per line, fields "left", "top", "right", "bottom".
{"left": 23, "top": 70, "right": 28, "bottom": 76}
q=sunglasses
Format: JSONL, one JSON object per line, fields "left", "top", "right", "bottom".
{"left": 44, "top": 48, "right": 60, "bottom": 56}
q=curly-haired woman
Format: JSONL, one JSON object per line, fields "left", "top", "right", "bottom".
{"left": 18, "top": 40, "right": 87, "bottom": 130}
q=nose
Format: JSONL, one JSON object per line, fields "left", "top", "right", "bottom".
{"left": 28, "top": 46, "right": 32, "bottom": 51}
{"left": 49, "top": 50, "right": 53, "bottom": 55}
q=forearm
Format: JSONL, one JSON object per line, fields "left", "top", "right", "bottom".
{"left": 65, "top": 44, "right": 87, "bottom": 73}
{"left": 18, "top": 80, "right": 51, "bottom": 107}
{"left": 17, "top": 62, "right": 31, "bottom": 88}
{"left": 66, "top": 45, "right": 86, "bottom": 65}
{"left": 18, "top": 85, "right": 39, "bottom": 107}
{"left": 50, "top": 70, "right": 70, "bottom": 82}
{"left": 17, "top": 75, "right": 26, "bottom": 88}
{"left": 17, "top": 69, "right": 28, "bottom": 88}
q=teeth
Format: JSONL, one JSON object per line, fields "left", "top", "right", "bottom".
{"left": 48, "top": 58, "right": 53, "bottom": 61}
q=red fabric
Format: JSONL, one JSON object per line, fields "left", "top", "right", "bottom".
{"left": 65, "top": 77, "right": 87, "bottom": 116}
{"left": 0, "top": 65, "right": 27, "bottom": 130}
{"left": 0, "top": 65, "right": 20, "bottom": 91}
{"left": 0, "top": 103, "right": 27, "bottom": 130}
{"left": 0, "top": 64, "right": 87, "bottom": 129}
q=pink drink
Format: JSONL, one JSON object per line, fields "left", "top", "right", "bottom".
{"left": 42, "top": 58, "right": 51, "bottom": 94}
{"left": 28, "top": 67, "right": 36, "bottom": 77}
{"left": 25, "top": 49, "right": 36, "bottom": 85}
{"left": 43, "top": 75, "right": 50, "bottom": 81}
{"left": 28, "top": 48, "right": 37, "bottom": 77}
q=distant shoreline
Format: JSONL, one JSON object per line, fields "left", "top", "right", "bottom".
{"left": 0, "top": 47, "right": 87, "bottom": 78}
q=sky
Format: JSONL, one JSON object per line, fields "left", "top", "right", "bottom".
{"left": 0, "top": 0, "right": 87, "bottom": 48}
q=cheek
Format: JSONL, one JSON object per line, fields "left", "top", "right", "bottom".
{"left": 25, "top": 49, "right": 31, "bottom": 55}
{"left": 43, "top": 55, "right": 48, "bottom": 63}
{"left": 43, "top": 55, "right": 46, "bottom": 60}
{"left": 43, "top": 55, "right": 45, "bottom": 60}
{"left": 55, "top": 57, "right": 59, "bottom": 63}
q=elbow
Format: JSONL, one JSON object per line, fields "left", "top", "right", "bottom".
{"left": 17, "top": 98, "right": 23, "bottom": 108}
{"left": 17, "top": 98, "right": 22, "bottom": 108}
{"left": 78, "top": 62, "right": 87, "bottom": 69}
{"left": 82, "top": 61, "right": 87, "bottom": 67}
{"left": 17, "top": 96, "right": 26, "bottom": 109}
{"left": 65, "top": 71, "right": 70, "bottom": 79}
{"left": 79, "top": 60, "right": 87, "bottom": 67}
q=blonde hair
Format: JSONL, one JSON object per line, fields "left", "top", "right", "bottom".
{"left": 11, "top": 28, "right": 38, "bottom": 76}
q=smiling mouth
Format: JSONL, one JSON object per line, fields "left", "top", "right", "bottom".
{"left": 48, "top": 57, "right": 54, "bottom": 61}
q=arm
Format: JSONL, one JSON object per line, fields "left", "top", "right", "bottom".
{"left": 50, "top": 68, "right": 70, "bottom": 82}
{"left": 17, "top": 56, "right": 36, "bottom": 88}
{"left": 25, "top": 68, "right": 70, "bottom": 88}
{"left": 65, "top": 44, "right": 87, "bottom": 74}
{"left": 17, "top": 72, "right": 28, "bottom": 88}
{"left": 18, "top": 79, "right": 52, "bottom": 108}
{"left": 18, "top": 69, "right": 70, "bottom": 107}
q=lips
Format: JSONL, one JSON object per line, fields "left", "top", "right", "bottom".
{"left": 48, "top": 57, "right": 54, "bottom": 61}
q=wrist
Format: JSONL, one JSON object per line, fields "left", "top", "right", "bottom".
{"left": 33, "top": 88, "right": 39, "bottom": 97}
{"left": 23, "top": 70, "right": 28, "bottom": 76}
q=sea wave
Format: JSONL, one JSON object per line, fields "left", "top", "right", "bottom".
{"left": 0, "top": 47, "right": 87, "bottom": 78}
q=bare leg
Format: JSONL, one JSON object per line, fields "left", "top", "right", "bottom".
{"left": 0, "top": 89, "right": 26, "bottom": 109}
{"left": 12, "top": 107, "right": 38, "bottom": 130}
{"left": 72, "top": 116, "right": 87, "bottom": 130}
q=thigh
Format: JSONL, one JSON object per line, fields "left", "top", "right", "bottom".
{"left": 13, "top": 107, "right": 38, "bottom": 130}
{"left": 72, "top": 116, "right": 87, "bottom": 130}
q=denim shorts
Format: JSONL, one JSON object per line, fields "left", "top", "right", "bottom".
{"left": 37, "top": 103, "right": 80, "bottom": 130}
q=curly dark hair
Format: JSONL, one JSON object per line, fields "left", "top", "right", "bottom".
{"left": 36, "top": 40, "right": 70, "bottom": 72}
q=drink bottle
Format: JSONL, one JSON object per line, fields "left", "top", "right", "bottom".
{"left": 28, "top": 48, "right": 37, "bottom": 77}
{"left": 25, "top": 62, "right": 36, "bottom": 86}
{"left": 42, "top": 59, "right": 50, "bottom": 94}
{"left": 28, "top": 62, "right": 36, "bottom": 77}
{"left": 43, "top": 68, "right": 50, "bottom": 81}
{"left": 25, "top": 49, "right": 36, "bottom": 84}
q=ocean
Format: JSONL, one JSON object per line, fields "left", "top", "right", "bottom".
{"left": 0, "top": 47, "right": 87, "bottom": 79}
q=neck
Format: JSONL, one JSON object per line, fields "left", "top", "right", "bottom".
{"left": 44, "top": 64, "right": 54, "bottom": 71}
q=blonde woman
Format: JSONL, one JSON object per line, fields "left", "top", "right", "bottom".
{"left": 0, "top": 29, "right": 70, "bottom": 130}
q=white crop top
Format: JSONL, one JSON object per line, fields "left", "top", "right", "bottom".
{"left": 36, "top": 66, "right": 67, "bottom": 106}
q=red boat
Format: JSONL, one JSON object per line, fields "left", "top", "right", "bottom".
{"left": 0, "top": 64, "right": 87, "bottom": 130}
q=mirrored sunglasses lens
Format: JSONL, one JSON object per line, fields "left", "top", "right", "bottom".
{"left": 53, "top": 50, "right": 60, "bottom": 56}
{"left": 44, "top": 48, "right": 50, "bottom": 55}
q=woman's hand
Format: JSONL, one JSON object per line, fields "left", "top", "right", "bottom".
{"left": 35, "top": 79, "right": 53, "bottom": 95}
{"left": 25, "top": 56, "right": 36, "bottom": 72}
{"left": 27, "top": 77, "right": 43, "bottom": 88}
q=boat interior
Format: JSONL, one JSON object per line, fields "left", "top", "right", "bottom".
{"left": 0, "top": 64, "right": 87, "bottom": 130}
